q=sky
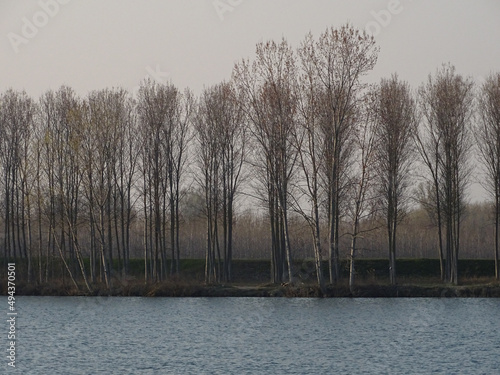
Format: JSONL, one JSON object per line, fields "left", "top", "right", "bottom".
{"left": 1, "top": 0, "right": 499, "bottom": 200}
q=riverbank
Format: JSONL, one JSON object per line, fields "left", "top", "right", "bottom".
{"left": 5, "top": 278, "right": 500, "bottom": 297}
{"left": 2, "top": 258, "right": 499, "bottom": 297}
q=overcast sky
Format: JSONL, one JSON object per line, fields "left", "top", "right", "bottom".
{"left": 1, "top": 0, "right": 499, "bottom": 200}
{"left": 1, "top": 0, "right": 499, "bottom": 97}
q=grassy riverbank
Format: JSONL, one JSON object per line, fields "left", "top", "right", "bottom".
{"left": 2, "top": 258, "right": 499, "bottom": 297}
{"left": 5, "top": 278, "right": 500, "bottom": 298}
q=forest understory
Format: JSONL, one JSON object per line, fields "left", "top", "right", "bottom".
{"left": 3, "top": 258, "right": 499, "bottom": 298}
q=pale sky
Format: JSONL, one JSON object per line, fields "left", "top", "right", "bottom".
{"left": 1, "top": 0, "right": 499, "bottom": 200}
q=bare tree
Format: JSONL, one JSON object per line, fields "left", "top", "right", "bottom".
{"left": 301, "top": 25, "right": 379, "bottom": 284}
{"left": 112, "top": 94, "right": 139, "bottom": 277}
{"left": 38, "top": 87, "right": 91, "bottom": 291}
{"left": 31, "top": 115, "right": 45, "bottom": 283}
{"left": 169, "top": 89, "right": 192, "bottom": 276}
{"left": 345, "top": 107, "right": 378, "bottom": 292}
{"left": 417, "top": 64, "right": 474, "bottom": 284}
{"left": 293, "top": 36, "right": 327, "bottom": 289}
{"left": 194, "top": 82, "right": 246, "bottom": 283}
{"left": 138, "top": 81, "right": 169, "bottom": 281}
{"left": 38, "top": 90, "right": 59, "bottom": 282}
{"left": 370, "top": 75, "right": 417, "bottom": 285}
{"left": 233, "top": 38, "right": 298, "bottom": 284}
{"left": 80, "top": 88, "right": 137, "bottom": 288}
{"left": 137, "top": 80, "right": 191, "bottom": 282}
{"left": 0, "top": 90, "right": 35, "bottom": 274}
{"left": 194, "top": 90, "right": 220, "bottom": 283}
{"left": 475, "top": 72, "right": 500, "bottom": 280}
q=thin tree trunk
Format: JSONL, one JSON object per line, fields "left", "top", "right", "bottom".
{"left": 227, "top": 197, "right": 233, "bottom": 282}
{"left": 496, "top": 195, "right": 499, "bottom": 280}
{"left": 282, "top": 206, "right": 293, "bottom": 284}
{"left": 51, "top": 226, "right": 80, "bottom": 291}
{"left": 349, "top": 232, "right": 357, "bottom": 294}
{"left": 175, "top": 192, "right": 180, "bottom": 275}
{"left": 312, "top": 200, "right": 324, "bottom": 291}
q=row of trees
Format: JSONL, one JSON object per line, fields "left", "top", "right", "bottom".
{"left": 0, "top": 84, "right": 191, "bottom": 291}
{"left": 1, "top": 25, "right": 500, "bottom": 291}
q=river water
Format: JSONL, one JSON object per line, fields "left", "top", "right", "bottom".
{"left": 3, "top": 297, "right": 499, "bottom": 374}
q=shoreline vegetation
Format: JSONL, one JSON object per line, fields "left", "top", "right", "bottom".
{"left": 3, "top": 259, "right": 500, "bottom": 298}
{"left": 1, "top": 25, "right": 500, "bottom": 297}
{"left": 5, "top": 280, "right": 500, "bottom": 298}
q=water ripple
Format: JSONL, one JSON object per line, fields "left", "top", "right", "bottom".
{"left": 3, "top": 297, "right": 499, "bottom": 374}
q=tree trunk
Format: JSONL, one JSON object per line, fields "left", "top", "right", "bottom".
{"left": 349, "top": 233, "right": 356, "bottom": 294}
{"left": 496, "top": 196, "right": 499, "bottom": 280}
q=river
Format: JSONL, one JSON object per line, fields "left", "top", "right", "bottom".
{"left": 3, "top": 297, "right": 499, "bottom": 374}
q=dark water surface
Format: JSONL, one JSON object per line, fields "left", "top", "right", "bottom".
{"left": 3, "top": 297, "right": 499, "bottom": 374}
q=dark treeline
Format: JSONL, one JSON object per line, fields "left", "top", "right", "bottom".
{"left": 1, "top": 25, "right": 500, "bottom": 292}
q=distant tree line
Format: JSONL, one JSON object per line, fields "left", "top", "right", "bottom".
{"left": 1, "top": 25, "right": 499, "bottom": 291}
